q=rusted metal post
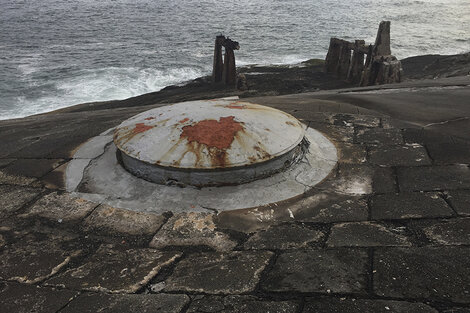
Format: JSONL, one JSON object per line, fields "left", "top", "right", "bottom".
{"left": 348, "top": 40, "right": 365, "bottom": 84}
{"left": 222, "top": 38, "right": 240, "bottom": 87}
{"left": 212, "top": 35, "right": 226, "bottom": 83}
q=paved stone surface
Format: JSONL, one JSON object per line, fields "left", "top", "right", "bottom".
{"left": 447, "top": 190, "right": 470, "bottom": 216}
{"left": 0, "top": 282, "right": 77, "bottom": 313}
{"left": 374, "top": 247, "right": 470, "bottom": 303}
{"left": 0, "top": 185, "right": 42, "bottom": 217}
{"left": 372, "top": 167, "right": 397, "bottom": 193}
{"left": 47, "top": 245, "right": 181, "bottom": 293}
{"left": 244, "top": 223, "right": 325, "bottom": 250}
{"left": 331, "top": 113, "right": 381, "bottom": 128}
{"left": 262, "top": 249, "right": 368, "bottom": 294}
{"left": 427, "top": 142, "right": 470, "bottom": 164}
{"left": 397, "top": 165, "right": 470, "bottom": 191}
{"left": 313, "top": 123, "right": 354, "bottom": 143}
{"left": 303, "top": 297, "right": 438, "bottom": 313}
{"left": 371, "top": 192, "right": 453, "bottom": 220}
{"left": 293, "top": 194, "right": 369, "bottom": 223}
{"left": 355, "top": 128, "right": 403, "bottom": 145}
{"left": 319, "top": 164, "right": 374, "bottom": 195}
{"left": 61, "top": 293, "right": 189, "bottom": 313}
{"left": 150, "top": 212, "right": 237, "bottom": 251}
{"left": 0, "top": 238, "right": 81, "bottom": 284}
{"left": 0, "top": 158, "right": 15, "bottom": 168}
{"left": 368, "top": 144, "right": 431, "bottom": 167}
{"left": 20, "top": 191, "right": 98, "bottom": 222}
{"left": 419, "top": 218, "right": 470, "bottom": 245}
{"left": 187, "top": 296, "right": 299, "bottom": 313}
{"left": 82, "top": 204, "right": 166, "bottom": 237}
{"left": 3, "top": 158, "right": 63, "bottom": 178}
{"left": 165, "top": 251, "right": 273, "bottom": 294}
{"left": 327, "top": 222, "right": 411, "bottom": 247}
{"left": 0, "top": 234, "right": 5, "bottom": 248}
{"left": 442, "top": 309, "right": 470, "bottom": 313}
{"left": 337, "top": 143, "right": 367, "bottom": 164}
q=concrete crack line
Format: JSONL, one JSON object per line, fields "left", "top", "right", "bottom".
{"left": 423, "top": 116, "right": 469, "bottom": 128}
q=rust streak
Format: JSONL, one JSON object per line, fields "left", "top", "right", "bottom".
{"left": 179, "top": 117, "right": 190, "bottom": 124}
{"left": 133, "top": 123, "right": 154, "bottom": 134}
{"left": 144, "top": 117, "right": 156, "bottom": 120}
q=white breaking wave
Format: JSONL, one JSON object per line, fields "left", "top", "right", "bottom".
{"left": 0, "top": 66, "right": 203, "bottom": 120}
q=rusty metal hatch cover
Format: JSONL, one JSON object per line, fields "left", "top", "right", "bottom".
{"left": 113, "top": 99, "right": 306, "bottom": 186}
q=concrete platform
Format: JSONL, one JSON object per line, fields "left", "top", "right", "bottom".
{"left": 1, "top": 76, "right": 470, "bottom": 312}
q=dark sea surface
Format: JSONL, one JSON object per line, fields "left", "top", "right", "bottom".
{"left": 1, "top": 0, "right": 469, "bottom": 119}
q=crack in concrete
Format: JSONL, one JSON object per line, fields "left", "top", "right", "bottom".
{"left": 423, "top": 117, "right": 470, "bottom": 128}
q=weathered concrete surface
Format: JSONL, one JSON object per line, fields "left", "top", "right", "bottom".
{"left": 0, "top": 283, "right": 77, "bottom": 313}
{"left": 262, "top": 249, "right": 368, "bottom": 294}
{"left": 47, "top": 245, "right": 181, "bottom": 293}
{"left": 61, "top": 293, "right": 190, "bottom": 313}
{"left": 150, "top": 212, "right": 237, "bottom": 251}
{"left": 0, "top": 74, "right": 469, "bottom": 311}
{"left": 82, "top": 204, "right": 166, "bottom": 237}
{"left": 374, "top": 247, "right": 470, "bottom": 303}
{"left": 20, "top": 191, "right": 98, "bottom": 222}
{"left": 165, "top": 251, "right": 273, "bottom": 294}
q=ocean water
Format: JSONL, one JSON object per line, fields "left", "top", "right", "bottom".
{"left": 1, "top": 0, "right": 469, "bottom": 120}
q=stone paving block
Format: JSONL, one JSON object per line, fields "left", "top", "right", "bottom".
{"left": 0, "top": 282, "right": 77, "bottom": 313}
{"left": 403, "top": 128, "right": 450, "bottom": 145}
{"left": 374, "top": 247, "right": 470, "bottom": 303}
{"left": 295, "top": 194, "right": 369, "bottom": 223}
{"left": 420, "top": 218, "right": 470, "bottom": 245}
{"left": 397, "top": 165, "right": 470, "bottom": 191}
{"left": 61, "top": 293, "right": 189, "bottom": 313}
{"left": 331, "top": 113, "right": 381, "bottom": 128}
{"left": 47, "top": 245, "right": 181, "bottom": 293}
{"left": 187, "top": 295, "right": 299, "bottom": 313}
{"left": 0, "top": 158, "right": 15, "bottom": 168}
{"left": 165, "top": 251, "right": 273, "bottom": 294}
{"left": 262, "top": 249, "right": 368, "bottom": 294}
{"left": 427, "top": 142, "right": 470, "bottom": 164}
{"left": 313, "top": 123, "right": 355, "bottom": 143}
{"left": 327, "top": 222, "right": 411, "bottom": 247}
{"left": 372, "top": 167, "right": 396, "bottom": 193}
{"left": 150, "top": 212, "right": 237, "bottom": 251}
{"left": 447, "top": 190, "right": 470, "bottom": 216}
{"left": 368, "top": 144, "right": 431, "bottom": 167}
{"left": 355, "top": 128, "right": 403, "bottom": 145}
{"left": 3, "top": 158, "right": 63, "bottom": 178}
{"left": 0, "top": 170, "right": 40, "bottom": 186}
{"left": 243, "top": 223, "right": 325, "bottom": 250}
{"left": 0, "top": 234, "right": 5, "bottom": 248}
{"left": 20, "top": 191, "right": 98, "bottom": 222}
{"left": 0, "top": 185, "right": 42, "bottom": 217}
{"left": 0, "top": 239, "right": 81, "bottom": 284}
{"left": 303, "top": 297, "right": 438, "bottom": 313}
{"left": 337, "top": 143, "right": 367, "bottom": 164}
{"left": 83, "top": 204, "right": 166, "bottom": 237}
{"left": 319, "top": 164, "right": 373, "bottom": 195}
{"left": 371, "top": 192, "right": 454, "bottom": 220}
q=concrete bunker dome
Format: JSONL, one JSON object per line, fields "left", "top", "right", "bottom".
{"left": 113, "top": 100, "right": 308, "bottom": 187}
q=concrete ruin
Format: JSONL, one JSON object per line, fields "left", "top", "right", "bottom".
{"left": 325, "top": 21, "right": 403, "bottom": 86}
{"left": 212, "top": 35, "right": 240, "bottom": 87}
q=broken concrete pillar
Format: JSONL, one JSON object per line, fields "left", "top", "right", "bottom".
{"left": 337, "top": 41, "right": 352, "bottom": 79}
{"left": 347, "top": 40, "right": 365, "bottom": 84}
{"left": 373, "top": 21, "right": 391, "bottom": 56}
{"left": 362, "top": 55, "right": 403, "bottom": 86}
{"left": 212, "top": 35, "right": 226, "bottom": 83}
{"left": 222, "top": 38, "right": 240, "bottom": 87}
{"left": 325, "top": 38, "right": 342, "bottom": 73}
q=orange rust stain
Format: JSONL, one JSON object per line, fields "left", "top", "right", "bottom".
{"left": 181, "top": 116, "right": 243, "bottom": 150}
{"left": 144, "top": 117, "right": 155, "bottom": 120}
{"left": 133, "top": 123, "right": 154, "bottom": 134}
{"left": 179, "top": 117, "right": 190, "bottom": 124}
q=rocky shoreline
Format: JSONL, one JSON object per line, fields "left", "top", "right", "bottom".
{"left": 48, "top": 52, "right": 470, "bottom": 115}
